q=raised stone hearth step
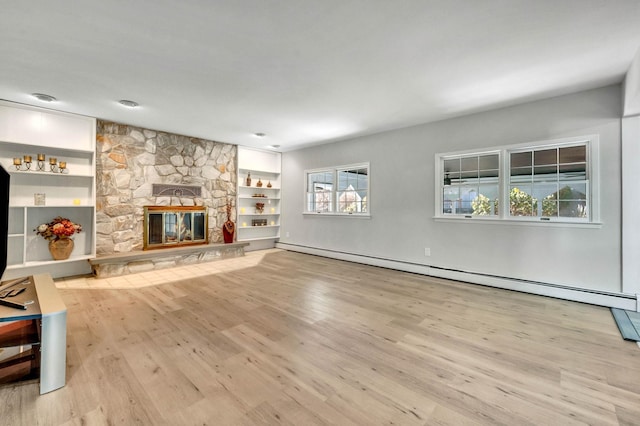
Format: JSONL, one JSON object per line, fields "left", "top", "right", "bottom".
{"left": 89, "top": 242, "right": 248, "bottom": 278}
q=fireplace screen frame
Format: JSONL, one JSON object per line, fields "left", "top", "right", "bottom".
{"left": 143, "top": 206, "right": 208, "bottom": 250}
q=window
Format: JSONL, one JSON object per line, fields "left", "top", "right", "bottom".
{"left": 509, "top": 145, "right": 588, "bottom": 219}
{"left": 305, "top": 164, "right": 369, "bottom": 215}
{"left": 436, "top": 136, "right": 598, "bottom": 223}
{"left": 442, "top": 153, "right": 499, "bottom": 215}
{"left": 307, "top": 171, "right": 333, "bottom": 213}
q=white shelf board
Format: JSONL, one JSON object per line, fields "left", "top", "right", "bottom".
{"left": 238, "top": 167, "right": 280, "bottom": 175}
{"left": 9, "top": 205, "right": 95, "bottom": 208}
{"left": 7, "top": 254, "right": 95, "bottom": 269}
{"left": 239, "top": 185, "right": 280, "bottom": 190}
{"left": 8, "top": 170, "right": 94, "bottom": 178}
{"left": 0, "top": 140, "right": 95, "bottom": 155}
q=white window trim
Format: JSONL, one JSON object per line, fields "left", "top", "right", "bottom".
{"left": 434, "top": 135, "right": 600, "bottom": 225}
{"left": 304, "top": 162, "right": 371, "bottom": 217}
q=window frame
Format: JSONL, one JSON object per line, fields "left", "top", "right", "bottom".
{"left": 304, "top": 162, "right": 370, "bottom": 217}
{"left": 434, "top": 135, "right": 600, "bottom": 225}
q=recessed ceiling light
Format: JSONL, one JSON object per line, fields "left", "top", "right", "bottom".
{"left": 267, "top": 145, "right": 281, "bottom": 150}
{"left": 32, "top": 93, "right": 56, "bottom": 102}
{"left": 118, "top": 99, "right": 139, "bottom": 108}
{"left": 254, "top": 132, "right": 266, "bottom": 137}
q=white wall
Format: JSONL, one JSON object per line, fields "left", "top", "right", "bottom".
{"left": 622, "top": 47, "right": 640, "bottom": 300}
{"left": 624, "top": 47, "right": 640, "bottom": 117}
{"left": 280, "top": 85, "right": 623, "bottom": 294}
{"left": 622, "top": 115, "right": 640, "bottom": 296}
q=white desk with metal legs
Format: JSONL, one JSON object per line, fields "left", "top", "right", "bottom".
{"left": 0, "top": 273, "right": 66, "bottom": 394}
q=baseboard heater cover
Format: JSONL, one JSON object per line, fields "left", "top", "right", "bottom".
{"left": 276, "top": 242, "right": 637, "bottom": 311}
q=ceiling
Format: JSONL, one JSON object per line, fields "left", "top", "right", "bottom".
{"left": 2, "top": 1, "right": 640, "bottom": 152}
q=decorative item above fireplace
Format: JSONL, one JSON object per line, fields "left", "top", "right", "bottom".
{"left": 143, "top": 206, "right": 208, "bottom": 250}
{"left": 152, "top": 184, "right": 202, "bottom": 198}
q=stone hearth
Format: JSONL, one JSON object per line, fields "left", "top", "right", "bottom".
{"left": 89, "top": 242, "right": 248, "bottom": 278}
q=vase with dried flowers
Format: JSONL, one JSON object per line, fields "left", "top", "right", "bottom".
{"left": 223, "top": 199, "right": 235, "bottom": 243}
{"left": 35, "top": 216, "right": 82, "bottom": 260}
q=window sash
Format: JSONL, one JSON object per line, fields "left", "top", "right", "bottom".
{"left": 507, "top": 143, "right": 589, "bottom": 220}
{"left": 442, "top": 152, "right": 501, "bottom": 217}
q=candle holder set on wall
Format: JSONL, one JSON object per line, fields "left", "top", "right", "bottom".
{"left": 12, "top": 153, "right": 68, "bottom": 173}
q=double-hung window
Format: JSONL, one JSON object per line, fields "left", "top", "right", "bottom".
{"left": 306, "top": 170, "right": 334, "bottom": 213}
{"left": 436, "top": 136, "right": 598, "bottom": 223}
{"left": 305, "top": 163, "right": 369, "bottom": 215}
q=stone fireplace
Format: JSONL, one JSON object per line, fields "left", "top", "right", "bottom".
{"left": 91, "top": 121, "right": 245, "bottom": 278}
{"left": 144, "top": 206, "right": 208, "bottom": 250}
{"left": 95, "top": 120, "right": 237, "bottom": 255}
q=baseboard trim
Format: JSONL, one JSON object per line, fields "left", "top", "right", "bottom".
{"left": 275, "top": 243, "right": 637, "bottom": 310}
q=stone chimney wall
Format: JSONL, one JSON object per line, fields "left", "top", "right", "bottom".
{"left": 96, "top": 121, "right": 236, "bottom": 255}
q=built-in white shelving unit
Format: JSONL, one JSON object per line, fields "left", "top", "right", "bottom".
{"left": 237, "top": 147, "right": 281, "bottom": 250}
{"left": 0, "top": 101, "right": 96, "bottom": 279}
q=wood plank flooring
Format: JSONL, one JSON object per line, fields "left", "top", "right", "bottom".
{"left": 1, "top": 249, "right": 639, "bottom": 425}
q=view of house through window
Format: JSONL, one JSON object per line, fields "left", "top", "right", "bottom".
{"left": 438, "top": 138, "right": 594, "bottom": 222}
{"left": 337, "top": 167, "right": 368, "bottom": 213}
{"left": 306, "top": 171, "right": 333, "bottom": 213}
{"left": 306, "top": 164, "right": 369, "bottom": 215}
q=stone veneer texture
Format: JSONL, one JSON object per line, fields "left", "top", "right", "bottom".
{"left": 96, "top": 121, "right": 237, "bottom": 255}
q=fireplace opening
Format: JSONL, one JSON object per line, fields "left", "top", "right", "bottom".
{"left": 144, "top": 206, "right": 208, "bottom": 250}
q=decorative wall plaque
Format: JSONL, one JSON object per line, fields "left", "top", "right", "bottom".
{"left": 152, "top": 184, "right": 202, "bottom": 198}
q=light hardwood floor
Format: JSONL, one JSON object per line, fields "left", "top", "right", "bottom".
{"left": 1, "top": 249, "right": 640, "bottom": 425}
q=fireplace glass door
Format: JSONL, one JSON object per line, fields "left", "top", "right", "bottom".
{"left": 144, "top": 206, "right": 208, "bottom": 249}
